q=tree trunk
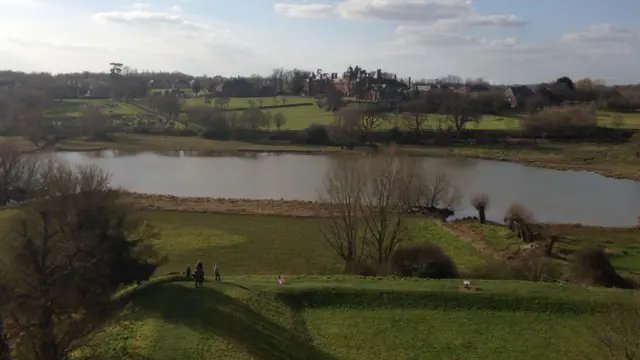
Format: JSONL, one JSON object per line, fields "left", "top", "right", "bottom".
{"left": 0, "top": 319, "right": 11, "bottom": 360}
{"left": 479, "top": 208, "right": 486, "bottom": 224}
{"left": 39, "top": 305, "right": 59, "bottom": 360}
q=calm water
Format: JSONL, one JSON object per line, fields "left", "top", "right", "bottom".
{"left": 54, "top": 150, "right": 640, "bottom": 227}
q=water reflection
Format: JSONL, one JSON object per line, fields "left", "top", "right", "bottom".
{"left": 53, "top": 151, "right": 640, "bottom": 227}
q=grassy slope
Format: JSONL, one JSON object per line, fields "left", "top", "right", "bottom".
{"left": 452, "top": 220, "right": 640, "bottom": 279}
{"left": 146, "top": 212, "right": 492, "bottom": 277}
{"left": 1, "top": 208, "right": 637, "bottom": 358}
{"left": 87, "top": 277, "right": 635, "bottom": 360}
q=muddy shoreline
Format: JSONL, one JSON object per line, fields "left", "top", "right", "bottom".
{"left": 123, "top": 192, "right": 329, "bottom": 217}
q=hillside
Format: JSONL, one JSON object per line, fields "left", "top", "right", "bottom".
{"left": 86, "top": 276, "right": 635, "bottom": 360}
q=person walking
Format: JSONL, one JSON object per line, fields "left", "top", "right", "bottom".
{"left": 214, "top": 264, "right": 221, "bottom": 282}
{"left": 185, "top": 264, "right": 192, "bottom": 279}
{"left": 194, "top": 261, "right": 204, "bottom": 288}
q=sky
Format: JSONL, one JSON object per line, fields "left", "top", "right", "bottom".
{"left": 0, "top": 0, "right": 639, "bottom": 84}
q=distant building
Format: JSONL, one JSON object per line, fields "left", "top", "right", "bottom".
{"left": 504, "top": 85, "right": 536, "bottom": 108}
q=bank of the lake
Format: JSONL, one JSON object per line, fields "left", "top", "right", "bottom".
{"left": 50, "top": 134, "right": 640, "bottom": 181}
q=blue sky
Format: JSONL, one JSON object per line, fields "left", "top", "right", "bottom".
{"left": 1, "top": 0, "right": 639, "bottom": 84}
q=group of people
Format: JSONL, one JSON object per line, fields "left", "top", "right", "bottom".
{"left": 185, "top": 261, "right": 289, "bottom": 287}
{"left": 185, "top": 261, "right": 221, "bottom": 288}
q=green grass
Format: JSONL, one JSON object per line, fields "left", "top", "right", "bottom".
{"left": 183, "top": 96, "right": 312, "bottom": 109}
{"left": 145, "top": 212, "right": 487, "bottom": 276}
{"left": 548, "top": 224, "right": 640, "bottom": 278}
{"left": 305, "top": 308, "right": 585, "bottom": 360}
{"left": 85, "top": 277, "right": 635, "bottom": 360}
{"left": 2, "top": 207, "right": 638, "bottom": 359}
{"left": 451, "top": 220, "right": 640, "bottom": 280}
{"left": 411, "top": 220, "right": 495, "bottom": 273}
{"left": 147, "top": 212, "right": 342, "bottom": 275}
{"left": 46, "top": 99, "right": 144, "bottom": 118}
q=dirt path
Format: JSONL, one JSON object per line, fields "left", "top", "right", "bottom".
{"left": 438, "top": 221, "right": 504, "bottom": 260}
{"left": 123, "top": 192, "right": 330, "bottom": 217}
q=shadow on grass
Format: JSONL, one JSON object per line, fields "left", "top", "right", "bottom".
{"left": 136, "top": 285, "right": 337, "bottom": 360}
{"left": 221, "top": 281, "right": 252, "bottom": 291}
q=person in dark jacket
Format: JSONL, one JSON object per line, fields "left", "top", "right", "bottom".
{"left": 194, "top": 261, "right": 204, "bottom": 288}
{"left": 185, "top": 264, "right": 192, "bottom": 279}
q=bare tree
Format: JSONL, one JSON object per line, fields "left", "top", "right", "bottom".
{"left": 320, "top": 149, "right": 423, "bottom": 267}
{"left": 438, "top": 93, "right": 482, "bottom": 131}
{"left": 78, "top": 106, "right": 108, "bottom": 140}
{"left": 360, "top": 147, "right": 420, "bottom": 264}
{"left": 402, "top": 100, "right": 429, "bottom": 137}
{"left": 471, "top": 193, "right": 490, "bottom": 224}
{"left": 319, "top": 156, "right": 368, "bottom": 269}
{"left": 586, "top": 303, "right": 640, "bottom": 360}
{"left": 504, "top": 203, "right": 535, "bottom": 242}
{"left": 0, "top": 141, "right": 42, "bottom": 205}
{"left": 331, "top": 108, "right": 361, "bottom": 146}
{"left": 414, "top": 170, "right": 461, "bottom": 212}
{"left": 272, "top": 112, "right": 286, "bottom": 132}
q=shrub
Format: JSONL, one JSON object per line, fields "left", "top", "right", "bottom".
{"left": 570, "top": 247, "right": 633, "bottom": 288}
{"left": 521, "top": 104, "right": 599, "bottom": 137}
{"left": 508, "top": 249, "right": 562, "bottom": 282}
{"left": 391, "top": 244, "right": 458, "bottom": 279}
{"left": 292, "top": 124, "right": 330, "bottom": 145}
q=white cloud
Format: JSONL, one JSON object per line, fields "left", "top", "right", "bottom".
{"left": 0, "top": 3, "right": 273, "bottom": 76}
{"left": 273, "top": 3, "right": 335, "bottom": 18}
{"left": 561, "top": 24, "right": 639, "bottom": 43}
{"left": 92, "top": 10, "right": 182, "bottom": 25}
{"left": 275, "top": 0, "right": 525, "bottom": 27}
{"left": 130, "top": 3, "right": 153, "bottom": 11}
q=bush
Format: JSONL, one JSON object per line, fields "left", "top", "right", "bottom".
{"left": 291, "top": 124, "right": 330, "bottom": 145}
{"left": 521, "top": 104, "right": 599, "bottom": 137}
{"left": 570, "top": 247, "right": 633, "bottom": 288}
{"left": 508, "top": 250, "right": 562, "bottom": 282}
{"left": 391, "top": 244, "right": 458, "bottom": 279}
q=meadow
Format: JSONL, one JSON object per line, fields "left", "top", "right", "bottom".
{"left": 449, "top": 220, "right": 640, "bottom": 280}
{"left": 57, "top": 97, "right": 640, "bottom": 131}
{"left": 85, "top": 276, "right": 633, "bottom": 360}
{"left": 2, "top": 206, "right": 639, "bottom": 359}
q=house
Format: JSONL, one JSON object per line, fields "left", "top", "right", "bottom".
{"left": 504, "top": 85, "right": 536, "bottom": 108}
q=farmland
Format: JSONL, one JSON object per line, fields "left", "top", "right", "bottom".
{"left": 52, "top": 96, "right": 640, "bottom": 131}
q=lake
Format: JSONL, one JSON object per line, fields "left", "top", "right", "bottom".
{"left": 54, "top": 150, "right": 640, "bottom": 227}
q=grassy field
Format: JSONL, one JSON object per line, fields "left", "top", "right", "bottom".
{"left": 403, "top": 141, "right": 640, "bottom": 180}
{"left": 145, "top": 212, "right": 494, "bottom": 277}
{"left": 449, "top": 220, "right": 640, "bottom": 279}
{"left": 48, "top": 99, "right": 141, "bottom": 117}
{"left": 183, "top": 96, "right": 312, "bottom": 109}
{"left": 2, "top": 206, "right": 639, "bottom": 359}
{"left": 50, "top": 97, "right": 640, "bottom": 132}
{"left": 84, "top": 276, "right": 635, "bottom": 360}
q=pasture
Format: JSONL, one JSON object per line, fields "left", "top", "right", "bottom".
{"left": 51, "top": 97, "right": 640, "bottom": 132}
{"left": 1, "top": 207, "right": 639, "bottom": 359}
{"left": 85, "top": 276, "right": 634, "bottom": 360}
